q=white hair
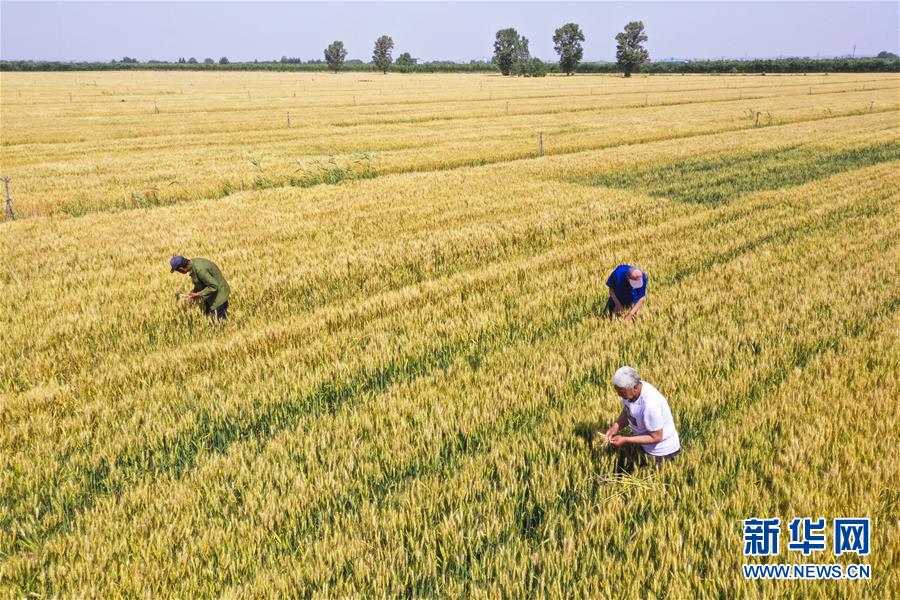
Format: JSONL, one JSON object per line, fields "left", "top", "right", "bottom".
{"left": 612, "top": 366, "right": 641, "bottom": 389}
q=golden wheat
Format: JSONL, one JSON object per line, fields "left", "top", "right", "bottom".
{"left": 1, "top": 71, "right": 898, "bottom": 597}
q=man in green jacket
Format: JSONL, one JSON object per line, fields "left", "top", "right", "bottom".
{"left": 170, "top": 255, "right": 230, "bottom": 320}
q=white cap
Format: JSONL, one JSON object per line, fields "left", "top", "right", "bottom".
{"left": 629, "top": 276, "right": 644, "bottom": 289}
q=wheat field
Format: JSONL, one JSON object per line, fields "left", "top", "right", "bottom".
{"left": 1, "top": 71, "right": 898, "bottom": 597}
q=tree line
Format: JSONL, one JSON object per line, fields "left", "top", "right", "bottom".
{"left": 3, "top": 21, "right": 897, "bottom": 74}
{"left": 4, "top": 57, "right": 897, "bottom": 74}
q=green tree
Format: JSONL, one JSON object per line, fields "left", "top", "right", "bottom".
{"left": 373, "top": 35, "right": 394, "bottom": 74}
{"left": 493, "top": 28, "right": 529, "bottom": 76}
{"left": 395, "top": 52, "right": 415, "bottom": 67}
{"left": 218, "top": 56, "right": 230, "bottom": 65}
{"left": 511, "top": 38, "right": 533, "bottom": 77}
{"left": 203, "top": 58, "right": 214, "bottom": 64}
{"left": 187, "top": 57, "right": 198, "bottom": 64}
{"left": 553, "top": 22, "right": 585, "bottom": 75}
{"left": 324, "top": 41, "right": 348, "bottom": 73}
{"left": 876, "top": 50, "right": 898, "bottom": 59}
{"left": 615, "top": 21, "right": 649, "bottom": 77}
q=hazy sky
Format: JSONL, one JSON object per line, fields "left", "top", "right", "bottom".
{"left": 1, "top": 1, "right": 898, "bottom": 62}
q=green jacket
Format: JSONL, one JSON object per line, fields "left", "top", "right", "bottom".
{"left": 190, "top": 258, "right": 230, "bottom": 310}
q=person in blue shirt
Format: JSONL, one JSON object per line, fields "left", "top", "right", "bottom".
{"left": 605, "top": 264, "right": 648, "bottom": 322}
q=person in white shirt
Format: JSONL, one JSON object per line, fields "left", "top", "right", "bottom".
{"left": 605, "top": 365, "right": 681, "bottom": 470}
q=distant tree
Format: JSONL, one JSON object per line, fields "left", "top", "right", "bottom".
{"left": 511, "top": 37, "right": 533, "bottom": 77}
{"left": 187, "top": 57, "right": 198, "bottom": 64}
{"left": 493, "top": 28, "right": 529, "bottom": 76}
{"left": 121, "top": 56, "right": 139, "bottom": 64}
{"left": 553, "top": 22, "right": 585, "bottom": 75}
{"left": 177, "top": 57, "right": 187, "bottom": 64}
{"left": 373, "top": 35, "right": 394, "bottom": 73}
{"left": 876, "top": 50, "right": 899, "bottom": 59}
{"left": 219, "top": 56, "right": 230, "bottom": 65}
{"left": 203, "top": 58, "right": 215, "bottom": 64}
{"left": 395, "top": 52, "right": 415, "bottom": 66}
{"left": 615, "top": 21, "right": 649, "bottom": 77}
{"left": 325, "top": 41, "right": 348, "bottom": 73}
{"left": 510, "top": 41, "right": 532, "bottom": 76}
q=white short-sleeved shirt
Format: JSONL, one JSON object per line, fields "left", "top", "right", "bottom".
{"left": 621, "top": 381, "right": 681, "bottom": 456}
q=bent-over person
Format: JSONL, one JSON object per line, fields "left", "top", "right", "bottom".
{"left": 170, "top": 255, "right": 230, "bottom": 320}
{"left": 605, "top": 366, "right": 680, "bottom": 471}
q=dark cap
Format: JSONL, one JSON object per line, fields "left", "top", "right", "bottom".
{"left": 170, "top": 255, "right": 189, "bottom": 272}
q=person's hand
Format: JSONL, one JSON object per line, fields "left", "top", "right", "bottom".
{"left": 609, "top": 435, "right": 628, "bottom": 448}
{"left": 623, "top": 313, "right": 634, "bottom": 323}
{"left": 614, "top": 307, "right": 625, "bottom": 317}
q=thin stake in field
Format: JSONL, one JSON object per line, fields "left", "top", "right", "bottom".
{"left": 287, "top": 111, "right": 291, "bottom": 128}
{"left": 538, "top": 132, "right": 544, "bottom": 157}
{"left": 2, "top": 178, "right": 15, "bottom": 221}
